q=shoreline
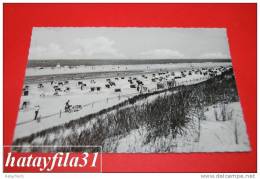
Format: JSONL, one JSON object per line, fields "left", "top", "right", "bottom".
{"left": 24, "top": 62, "right": 232, "bottom": 84}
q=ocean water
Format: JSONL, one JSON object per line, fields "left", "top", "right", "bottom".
{"left": 27, "top": 59, "right": 231, "bottom": 68}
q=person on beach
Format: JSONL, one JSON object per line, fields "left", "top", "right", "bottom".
{"left": 34, "top": 105, "right": 40, "bottom": 121}
{"left": 65, "top": 100, "right": 72, "bottom": 112}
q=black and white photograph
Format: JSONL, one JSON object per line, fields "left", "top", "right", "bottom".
{"left": 12, "top": 27, "right": 250, "bottom": 153}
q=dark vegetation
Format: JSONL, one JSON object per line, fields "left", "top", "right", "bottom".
{"left": 13, "top": 69, "right": 238, "bottom": 152}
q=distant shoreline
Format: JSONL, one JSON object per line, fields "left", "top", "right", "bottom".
{"left": 24, "top": 62, "right": 232, "bottom": 84}
{"left": 24, "top": 70, "right": 144, "bottom": 84}
{"left": 27, "top": 59, "right": 231, "bottom": 68}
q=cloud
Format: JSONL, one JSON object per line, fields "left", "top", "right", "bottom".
{"left": 69, "top": 48, "right": 82, "bottom": 56}
{"left": 29, "top": 37, "right": 126, "bottom": 59}
{"left": 71, "top": 36, "right": 126, "bottom": 59}
{"left": 140, "top": 49, "right": 185, "bottom": 59}
{"left": 200, "top": 52, "right": 230, "bottom": 59}
{"left": 29, "top": 43, "right": 64, "bottom": 59}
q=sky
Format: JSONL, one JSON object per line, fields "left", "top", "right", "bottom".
{"left": 29, "top": 27, "right": 231, "bottom": 60}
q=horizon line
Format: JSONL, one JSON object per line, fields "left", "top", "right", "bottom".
{"left": 28, "top": 58, "right": 231, "bottom": 61}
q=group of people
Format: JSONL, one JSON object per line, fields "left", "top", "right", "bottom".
{"left": 32, "top": 99, "right": 72, "bottom": 122}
